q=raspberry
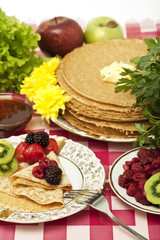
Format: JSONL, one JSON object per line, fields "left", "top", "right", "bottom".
{"left": 44, "top": 138, "right": 59, "bottom": 155}
{"left": 32, "top": 166, "right": 44, "bottom": 179}
{"left": 152, "top": 157, "right": 160, "bottom": 168}
{"left": 25, "top": 132, "right": 35, "bottom": 145}
{"left": 15, "top": 142, "right": 29, "bottom": 162}
{"left": 132, "top": 172, "right": 146, "bottom": 183}
{"left": 24, "top": 143, "right": 44, "bottom": 164}
{"left": 45, "top": 165, "right": 62, "bottom": 185}
{"left": 33, "top": 131, "right": 49, "bottom": 147}
{"left": 39, "top": 157, "right": 51, "bottom": 169}
{"left": 131, "top": 163, "right": 143, "bottom": 173}
{"left": 126, "top": 183, "right": 139, "bottom": 197}
{"left": 135, "top": 191, "right": 151, "bottom": 206}
{"left": 50, "top": 160, "right": 58, "bottom": 166}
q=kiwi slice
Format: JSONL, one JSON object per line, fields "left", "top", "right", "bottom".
{"left": 144, "top": 172, "right": 160, "bottom": 205}
{"left": 0, "top": 156, "right": 18, "bottom": 177}
{"left": 0, "top": 140, "right": 15, "bottom": 164}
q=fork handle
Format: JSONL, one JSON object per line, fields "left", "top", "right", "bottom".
{"left": 108, "top": 211, "right": 148, "bottom": 240}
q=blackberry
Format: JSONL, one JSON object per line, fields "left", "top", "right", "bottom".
{"left": 33, "top": 131, "right": 49, "bottom": 147}
{"left": 25, "top": 132, "right": 35, "bottom": 145}
{"left": 45, "top": 165, "right": 62, "bottom": 185}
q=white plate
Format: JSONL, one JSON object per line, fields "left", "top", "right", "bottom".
{"left": 55, "top": 115, "right": 137, "bottom": 143}
{"left": 109, "top": 148, "right": 160, "bottom": 215}
{"left": 0, "top": 134, "right": 106, "bottom": 223}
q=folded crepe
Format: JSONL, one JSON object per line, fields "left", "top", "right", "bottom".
{"left": 0, "top": 151, "right": 72, "bottom": 212}
{"left": 9, "top": 151, "right": 72, "bottom": 204}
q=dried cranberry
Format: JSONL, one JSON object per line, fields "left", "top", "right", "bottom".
{"left": 138, "top": 179, "right": 147, "bottom": 191}
{"left": 123, "top": 163, "right": 129, "bottom": 171}
{"left": 32, "top": 166, "right": 44, "bottom": 179}
{"left": 151, "top": 168, "right": 160, "bottom": 175}
{"left": 144, "top": 164, "right": 153, "bottom": 178}
{"left": 39, "top": 157, "right": 51, "bottom": 169}
{"left": 135, "top": 191, "right": 151, "bottom": 206}
{"left": 152, "top": 157, "right": 160, "bottom": 168}
{"left": 118, "top": 174, "right": 132, "bottom": 188}
{"left": 123, "top": 169, "right": 134, "bottom": 177}
{"left": 131, "top": 157, "right": 139, "bottom": 164}
{"left": 125, "top": 160, "right": 133, "bottom": 168}
{"left": 131, "top": 163, "right": 143, "bottom": 173}
{"left": 137, "top": 149, "right": 155, "bottom": 163}
{"left": 152, "top": 148, "right": 160, "bottom": 157}
{"left": 127, "top": 183, "right": 139, "bottom": 197}
{"left": 132, "top": 172, "right": 146, "bottom": 183}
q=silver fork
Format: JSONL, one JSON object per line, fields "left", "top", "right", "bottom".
{"left": 64, "top": 190, "right": 148, "bottom": 240}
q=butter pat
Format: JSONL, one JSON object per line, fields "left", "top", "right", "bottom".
{"left": 100, "top": 61, "right": 135, "bottom": 83}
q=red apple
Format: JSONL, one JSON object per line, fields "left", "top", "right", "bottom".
{"left": 36, "top": 16, "right": 84, "bottom": 57}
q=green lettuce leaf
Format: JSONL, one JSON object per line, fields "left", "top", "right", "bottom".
{"left": 0, "top": 8, "right": 44, "bottom": 92}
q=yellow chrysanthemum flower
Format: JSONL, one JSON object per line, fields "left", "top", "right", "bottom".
{"left": 20, "top": 56, "right": 72, "bottom": 122}
{"left": 20, "top": 57, "right": 60, "bottom": 101}
{"left": 33, "top": 85, "right": 72, "bottom": 123}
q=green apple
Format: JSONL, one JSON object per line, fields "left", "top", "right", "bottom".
{"left": 84, "top": 16, "right": 123, "bottom": 43}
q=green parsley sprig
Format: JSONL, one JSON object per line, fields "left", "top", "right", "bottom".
{"left": 115, "top": 36, "right": 160, "bottom": 148}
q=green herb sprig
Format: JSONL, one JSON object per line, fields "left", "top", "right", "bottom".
{"left": 115, "top": 36, "right": 160, "bottom": 148}
{"left": 0, "top": 8, "right": 44, "bottom": 92}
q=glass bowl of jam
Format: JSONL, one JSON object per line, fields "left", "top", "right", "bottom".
{"left": 0, "top": 93, "right": 33, "bottom": 138}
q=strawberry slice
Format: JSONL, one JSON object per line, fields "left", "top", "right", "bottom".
{"left": 24, "top": 143, "right": 44, "bottom": 164}
{"left": 15, "top": 142, "right": 29, "bottom": 162}
{"left": 44, "top": 138, "right": 59, "bottom": 155}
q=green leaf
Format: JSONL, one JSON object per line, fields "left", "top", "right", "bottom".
{"left": 0, "top": 8, "right": 44, "bottom": 92}
{"left": 116, "top": 37, "right": 160, "bottom": 148}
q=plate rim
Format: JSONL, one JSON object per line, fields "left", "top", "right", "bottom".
{"left": 109, "top": 147, "right": 160, "bottom": 215}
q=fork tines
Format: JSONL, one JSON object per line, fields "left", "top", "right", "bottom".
{"left": 64, "top": 189, "right": 100, "bottom": 201}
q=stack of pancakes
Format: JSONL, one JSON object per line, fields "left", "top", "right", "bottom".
{"left": 56, "top": 39, "right": 150, "bottom": 139}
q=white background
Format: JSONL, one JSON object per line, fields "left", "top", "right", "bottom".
{"left": 0, "top": 0, "right": 159, "bottom": 29}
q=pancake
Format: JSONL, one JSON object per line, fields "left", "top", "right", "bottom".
{"left": 58, "top": 39, "right": 147, "bottom": 106}
{"left": 63, "top": 109, "right": 150, "bottom": 138}
{"left": 56, "top": 39, "right": 149, "bottom": 139}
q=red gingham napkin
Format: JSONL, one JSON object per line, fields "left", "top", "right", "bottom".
{"left": 125, "top": 18, "right": 160, "bottom": 39}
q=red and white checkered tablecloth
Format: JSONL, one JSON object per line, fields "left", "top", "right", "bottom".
{"left": 1, "top": 22, "right": 160, "bottom": 240}
{"left": 0, "top": 113, "right": 159, "bottom": 240}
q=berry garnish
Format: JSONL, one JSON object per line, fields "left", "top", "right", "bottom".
{"left": 25, "top": 132, "right": 35, "bottom": 145}
{"left": 45, "top": 165, "right": 62, "bottom": 185}
{"left": 39, "top": 157, "right": 51, "bottom": 169}
{"left": 44, "top": 138, "right": 59, "bottom": 155}
{"left": 32, "top": 166, "right": 44, "bottom": 179}
{"left": 15, "top": 142, "right": 29, "bottom": 162}
{"left": 33, "top": 131, "right": 49, "bottom": 147}
{"left": 24, "top": 143, "right": 44, "bottom": 164}
{"left": 50, "top": 160, "right": 58, "bottom": 166}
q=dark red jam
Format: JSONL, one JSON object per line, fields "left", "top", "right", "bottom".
{"left": 0, "top": 99, "right": 31, "bottom": 124}
{"left": 0, "top": 98, "right": 32, "bottom": 138}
